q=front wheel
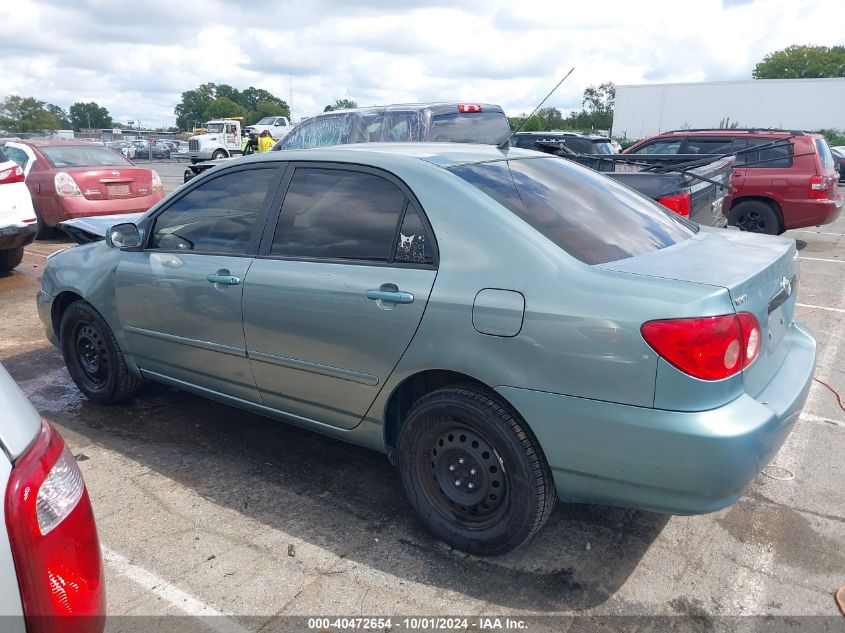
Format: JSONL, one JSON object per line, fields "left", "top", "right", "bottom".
{"left": 0, "top": 247, "right": 24, "bottom": 272}
{"left": 211, "top": 149, "right": 227, "bottom": 160}
{"left": 60, "top": 301, "right": 143, "bottom": 403}
{"left": 397, "top": 386, "right": 556, "bottom": 556}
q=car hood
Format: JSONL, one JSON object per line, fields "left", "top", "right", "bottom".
{"left": 60, "top": 212, "right": 144, "bottom": 243}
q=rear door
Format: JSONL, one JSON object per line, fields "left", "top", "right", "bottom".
{"left": 243, "top": 164, "right": 437, "bottom": 429}
{"left": 115, "top": 164, "right": 284, "bottom": 401}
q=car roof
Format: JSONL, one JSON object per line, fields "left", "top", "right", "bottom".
{"left": 307, "top": 102, "right": 505, "bottom": 116}
{"left": 650, "top": 129, "right": 805, "bottom": 138}
{"left": 514, "top": 131, "right": 610, "bottom": 140}
{"left": 15, "top": 139, "right": 102, "bottom": 147}
{"left": 252, "top": 142, "right": 542, "bottom": 168}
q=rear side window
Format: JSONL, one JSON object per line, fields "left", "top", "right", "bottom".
{"left": 451, "top": 157, "right": 695, "bottom": 265}
{"left": 814, "top": 138, "right": 834, "bottom": 170}
{"left": 428, "top": 111, "right": 511, "bottom": 145}
{"left": 734, "top": 137, "right": 793, "bottom": 167}
{"left": 282, "top": 116, "right": 347, "bottom": 150}
{"left": 394, "top": 208, "right": 434, "bottom": 265}
{"left": 272, "top": 168, "right": 407, "bottom": 261}
{"left": 150, "top": 168, "right": 277, "bottom": 253}
{"left": 685, "top": 137, "right": 733, "bottom": 155}
{"left": 0, "top": 145, "right": 8, "bottom": 163}
{"left": 630, "top": 139, "right": 683, "bottom": 154}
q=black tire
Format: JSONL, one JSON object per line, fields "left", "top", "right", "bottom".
{"left": 211, "top": 149, "right": 227, "bottom": 160}
{"left": 0, "top": 247, "right": 23, "bottom": 272}
{"left": 60, "top": 300, "right": 143, "bottom": 404}
{"left": 34, "top": 208, "right": 55, "bottom": 240}
{"left": 729, "top": 200, "right": 781, "bottom": 235}
{"left": 397, "top": 386, "right": 556, "bottom": 556}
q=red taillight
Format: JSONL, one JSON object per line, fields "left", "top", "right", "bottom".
{"left": 4, "top": 421, "right": 105, "bottom": 633}
{"left": 0, "top": 164, "right": 25, "bottom": 185}
{"left": 809, "top": 175, "right": 829, "bottom": 200}
{"left": 657, "top": 191, "right": 691, "bottom": 217}
{"left": 458, "top": 104, "right": 482, "bottom": 113}
{"left": 641, "top": 312, "right": 761, "bottom": 380}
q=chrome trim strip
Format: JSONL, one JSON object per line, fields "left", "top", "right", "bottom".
{"left": 124, "top": 326, "right": 247, "bottom": 358}
{"left": 247, "top": 350, "right": 379, "bottom": 386}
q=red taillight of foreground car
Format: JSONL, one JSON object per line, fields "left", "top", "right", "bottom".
{"left": 657, "top": 191, "right": 691, "bottom": 217}
{"left": 0, "top": 164, "right": 25, "bottom": 185}
{"left": 4, "top": 420, "right": 105, "bottom": 633}
{"left": 641, "top": 312, "right": 761, "bottom": 380}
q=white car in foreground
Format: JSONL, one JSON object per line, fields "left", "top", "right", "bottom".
{"left": 0, "top": 363, "right": 105, "bottom": 632}
{"left": 0, "top": 145, "right": 37, "bottom": 271}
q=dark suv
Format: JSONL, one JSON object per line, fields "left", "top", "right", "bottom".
{"left": 511, "top": 131, "right": 616, "bottom": 155}
{"left": 625, "top": 129, "right": 842, "bottom": 234}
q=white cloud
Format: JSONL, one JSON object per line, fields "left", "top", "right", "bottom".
{"left": 1, "top": 0, "right": 841, "bottom": 127}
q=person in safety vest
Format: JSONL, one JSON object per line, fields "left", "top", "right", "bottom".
{"left": 258, "top": 130, "right": 275, "bottom": 153}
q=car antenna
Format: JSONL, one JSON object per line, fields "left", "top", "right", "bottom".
{"left": 499, "top": 67, "right": 575, "bottom": 150}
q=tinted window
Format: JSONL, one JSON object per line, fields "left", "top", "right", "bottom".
{"left": 631, "top": 139, "right": 683, "bottom": 154}
{"left": 591, "top": 141, "right": 615, "bottom": 154}
{"left": 394, "top": 208, "right": 434, "bottom": 265}
{"left": 815, "top": 138, "right": 834, "bottom": 170}
{"left": 451, "top": 157, "right": 694, "bottom": 265}
{"left": 150, "top": 168, "right": 277, "bottom": 254}
{"left": 41, "top": 145, "right": 132, "bottom": 167}
{"left": 685, "top": 137, "right": 733, "bottom": 155}
{"left": 735, "top": 137, "right": 793, "bottom": 167}
{"left": 4, "top": 146, "right": 28, "bottom": 169}
{"left": 429, "top": 112, "right": 511, "bottom": 145}
{"left": 272, "top": 168, "right": 406, "bottom": 261}
{"left": 282, "top": 116, "right": 347, "bottom": 150}
{"left": 0, "top": 145, "right": 8, "bottom": 163}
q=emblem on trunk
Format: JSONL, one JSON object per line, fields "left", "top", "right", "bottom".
{"left": 733, "top": 294, "right": 748, "bottom": 306}
{"left": 112, "top": 170, "right": 120, "bottom": 177}
{"left": 780, "top": 276, "right": 792, "bottom": 296}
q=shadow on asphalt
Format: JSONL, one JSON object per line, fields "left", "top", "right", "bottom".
{"left": 3, "top": 347, "right": 668, "bottom": 611}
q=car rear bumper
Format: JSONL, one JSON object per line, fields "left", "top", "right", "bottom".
{"left": 497, "top": 322, "right": 816, "bottom": 514}
{"left": 782, "top": 196, "right": 842, "bottom": 229}
{"left": 56, "top": 194, "right": 164, "bottom": 222}
{"left": 0, "top": 223, "right": 37, "bottom": 250}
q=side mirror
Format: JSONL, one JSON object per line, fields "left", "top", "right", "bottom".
{"left": 106, "top": 223, "right": 142, "bottom": 249}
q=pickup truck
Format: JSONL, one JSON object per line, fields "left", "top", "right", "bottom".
{"left": 244, "top": 116, "right": 291, "bottom": 141}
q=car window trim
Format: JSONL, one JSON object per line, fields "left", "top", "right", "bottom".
{"left": 257, "top": 160, "right": 439, "bottom": 269}
{"left": 142, "top": 162, "right": 288, "bottom": 257}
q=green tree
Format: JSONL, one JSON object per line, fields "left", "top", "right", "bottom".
{"left": 753, "top": 45, "right": 845, "bottom": 79}
{"left": 324, "top": 98, "right": 358, "bottom": 112}
{"left": 175, "top": 83, "right": 217, "bottom": 131}
{"left": 69, "top": 101, "right": 112, "bottom": 131}
{"left": 0, "top": 95, "right": 60, "bottom": 132}
{"left": 45, "top": 104, "right": 71, "bottom": 129}
{"left": 214, "top": 84, "right": 242, "bottom": 105}
{"left": 203, "top": 97, "right": 246, "bottom": 120}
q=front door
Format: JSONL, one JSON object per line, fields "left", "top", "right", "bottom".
{"left": 243, "top": 165, "right": 437, "bottom": 429}
{"left": 115, "top": 165, "right": 283, "bottom": 402}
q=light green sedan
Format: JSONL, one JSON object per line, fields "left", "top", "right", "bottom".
{"left": 38, "top": 143, "right": 815, "bottom": 555}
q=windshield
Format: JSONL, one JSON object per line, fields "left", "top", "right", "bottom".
{"left": 450, "top": 157, "right": 694, "bottom": 265}
{"left": 41, "top": 145, "right": 133, "bottom": 167}
{"left": 429, "top": 111, "right": 511, "bottom": 145}
{"left": 206, "top": 123, "right": 225, "bottom": 133}
{"left": 257, "top": 117, "right": 276, "bottom": 125}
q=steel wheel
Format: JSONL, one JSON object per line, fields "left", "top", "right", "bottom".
{"left": 72, "top": 323, "right": 110, "bottom": 391}
{"left": 418, "top": 425, "right": 509, "bottom": 530}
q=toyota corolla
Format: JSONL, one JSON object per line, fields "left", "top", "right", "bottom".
{"left": 37, "top": 144, "right": 815, "bottom": 555}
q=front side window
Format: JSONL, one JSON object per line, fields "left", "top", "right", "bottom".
{"left": 631, "top": 139, "right": 683, "bottom": 154}
{"left": 150, "top": 168, "right": 278, "bottom": 254}
{"left": 206, "top": 123, "right": 225, "bottom": 133}
{"left": 451, "top": 157, "right": 694, "bottom": 265}
{"left": 271, "top": 168, "right": 407, "bottom": 261}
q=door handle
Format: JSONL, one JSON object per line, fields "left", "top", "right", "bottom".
{"left": 366, "top": 289, "right": 414, "bottom": 304}
{"left": 207, "top": 271, "right": 241, "bottom": 286}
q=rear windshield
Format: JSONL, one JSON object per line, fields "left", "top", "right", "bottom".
{"left": 429, "top": 111, "right": 511, "bottom": 145}
{"left": 41, "top": 145, "right": 132, "bottom": 167}
{"left": 450, "top": 157, "right": 695, "bottom": 265}
{"left": 591, "top": 141, "right": 615, "bottom": 154}
{"left": 814, "top": 138, "right": 834, "bottom": 170}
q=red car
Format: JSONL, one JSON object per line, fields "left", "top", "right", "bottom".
{"left": 8, "top": 140, "right": 165, "bottom": 238}
{"left": 625, "top": 129, "right": 842, "bottom": 234}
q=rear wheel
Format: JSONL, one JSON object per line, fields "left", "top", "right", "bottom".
{"left": 0, "top": 247, "right": 24, "bottom": 272}
{"left": 397, "top": 386, "right": 556, "bottom": 556}
{"left": 60, "top": 300, "right": 143, "bottom": 403}
{"left": 729, "top": 200, "right": 780, "bottom": 235}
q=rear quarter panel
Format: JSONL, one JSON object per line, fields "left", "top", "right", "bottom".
{"left": 0, "top": 455, "right": 27, "bottom": 627}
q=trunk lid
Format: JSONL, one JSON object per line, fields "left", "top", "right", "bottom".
{"left": 67, "top": 167, "right": 153, "bottom": 201}
{"left": 600, "top": 228, "right": 797, "bottom": 397}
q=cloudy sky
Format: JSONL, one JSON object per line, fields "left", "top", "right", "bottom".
{"left": 1, "top": 0, "right": 841, "bottom": 127}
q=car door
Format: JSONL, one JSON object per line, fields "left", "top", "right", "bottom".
{"left": 114, "top": 164, "right": 284, "bottom": 402}
{"left": 242, "top": 164, "right": 438, "bottom": 429}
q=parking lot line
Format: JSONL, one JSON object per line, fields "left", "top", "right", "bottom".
{"left": 102, "top": 546, "right": 252, "bottom": 633}
{"left": 798, "top": 256, "right": 845, "bottom": 263}
{"left": 796, "top": 303, "right": 845, "bottom": 314}
{"left": 791, "top": 231, "right": 844, "bottom": 237}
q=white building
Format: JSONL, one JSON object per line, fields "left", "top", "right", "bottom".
{"left": 612, "top": 78, "right": 845, "bottom": 140}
